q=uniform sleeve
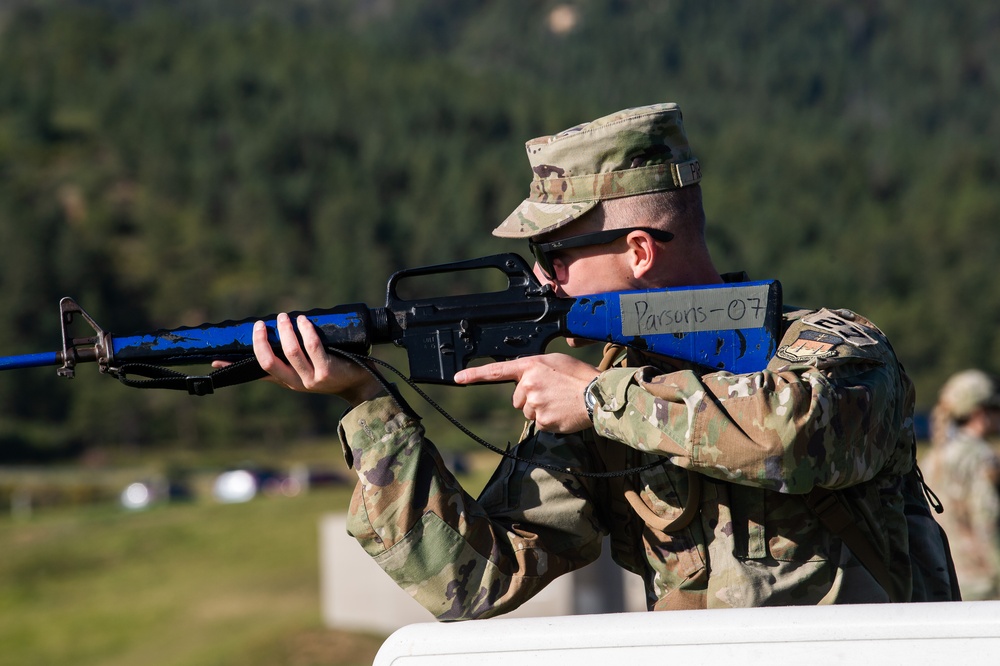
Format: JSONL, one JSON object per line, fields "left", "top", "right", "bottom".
{"left": 589, "top": 308, "right": 912, "bottom": 494}
{"left": 338, "top": 394, "right": 605, "bottom": 620}
{"left": 966, "top": 449, "right": 1000, "bottom": 561}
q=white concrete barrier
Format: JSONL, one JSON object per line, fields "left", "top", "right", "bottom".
{"left": 373, "top": 600, "right": 1000, "bottom": 665}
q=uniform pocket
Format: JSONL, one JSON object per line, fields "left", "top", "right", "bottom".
{"left": 731, "top": 484, "right": 830, "bottom": 563}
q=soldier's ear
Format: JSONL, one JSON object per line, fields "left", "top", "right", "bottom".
{"left": 625, "top": 230, "right": 657, "bottom": 280}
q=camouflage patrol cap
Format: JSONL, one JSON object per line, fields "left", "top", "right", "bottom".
{"left": 493, "top": 102, "right": 702, "bottom": 239}
{"left": 939, "top": 369, "right": 1000, "bottom": 420}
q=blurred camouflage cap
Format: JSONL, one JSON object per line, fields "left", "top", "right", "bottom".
{"left": 939, "top": 369, "right": 1000, "bottom": 419}
{"left": 493, "top": 102, "right": 702, "bottom": 239}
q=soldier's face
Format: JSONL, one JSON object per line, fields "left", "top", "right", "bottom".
{"left": 531, "top": 239, "right": 635, "bottom": 298}
{"left": 529, "top": 209, "right": 640, "bottom": 298}
{"left": 530, "top": 230, "right": 638, "bottom": 350}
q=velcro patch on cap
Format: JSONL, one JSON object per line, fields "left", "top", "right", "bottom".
{"left": 800, "top": 310, "right": 877, "bottom": 347}
{"left": 672, "top": 159, "right": 702, "bottom": 187}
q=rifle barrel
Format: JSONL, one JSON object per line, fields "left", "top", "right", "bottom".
{"left": 0, "top": 351, "right": 61, "bottom": 371}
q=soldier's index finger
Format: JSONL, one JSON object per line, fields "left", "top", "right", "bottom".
{"left": 454, "top": 359, "right": 525, "bottom": 385}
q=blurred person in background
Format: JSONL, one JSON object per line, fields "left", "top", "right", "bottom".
{"left": 923, "top": 369, "right": 1000, "bottom": 600}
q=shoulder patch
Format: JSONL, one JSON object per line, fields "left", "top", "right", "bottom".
{"left": 777, "top": 329, "right": 842, "bottom": 362}
{"left": 800, "top": 309, "right": 877, "bottom": 347}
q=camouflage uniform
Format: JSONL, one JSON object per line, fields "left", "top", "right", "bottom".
{"left": 339, "top": 305, "right": 928, "bottom": 618}
{"left": 337, "top": 103, "right": 955, "bottom": 618}
{"left": 921, "top": 370, "right": 1000, "bottom": 600}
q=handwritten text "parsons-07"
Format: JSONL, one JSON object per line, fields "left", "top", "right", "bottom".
{"left": 620, "top": 284, "right": 772, "bottom": 335}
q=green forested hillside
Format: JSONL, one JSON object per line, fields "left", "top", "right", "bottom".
{"left": 1, "top": 0, "right": 998, "bottom": 460}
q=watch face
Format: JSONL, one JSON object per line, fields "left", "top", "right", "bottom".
{"left": 585, "top": 377, "right": 599, "bottom": 416}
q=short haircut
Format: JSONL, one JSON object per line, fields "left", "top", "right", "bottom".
{"left": 600, "top": 184, "right": 705, "bottom": 237}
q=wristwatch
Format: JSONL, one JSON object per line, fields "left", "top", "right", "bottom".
{"left": 584, "top": 376, "right": 600, "bottom": 420}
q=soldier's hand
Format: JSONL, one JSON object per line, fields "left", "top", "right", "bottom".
{"left": 250, "top": 313, "right": 382, "bottom": 406}
{"left": 454, "top": 354, "right": 599, "bottom": 433}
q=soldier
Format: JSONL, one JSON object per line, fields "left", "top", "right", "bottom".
{"left": 922, "top": 369, "right": 1000, "bottom": 600}
{"left": 251, "top": 103, "right": 957, "bottom": 616}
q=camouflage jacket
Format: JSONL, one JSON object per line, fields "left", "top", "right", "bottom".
{"left": 922, "top": 430, "right": 1000, "bottom": 600}
{"left": 339, "top": 306, "right": 929, "bottom": 619}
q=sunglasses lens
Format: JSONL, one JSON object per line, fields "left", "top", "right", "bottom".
{"left": 529, "top": 244, "right": 556, "bottom": 280}
{"left": 527, "top": 228, "right": 671, "bottom": 283}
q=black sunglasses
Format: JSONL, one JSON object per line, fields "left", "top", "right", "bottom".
{"left": 528, "top": 227, "right": 674, "bottom": 281}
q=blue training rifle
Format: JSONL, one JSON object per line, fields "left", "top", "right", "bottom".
{"left": 0, "top": 253, "right": 781, "bottom": 395}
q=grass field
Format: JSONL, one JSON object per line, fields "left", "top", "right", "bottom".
{"left": 0, "top": 443, "right": 501, "bottom": 666}
{"left": 0, "top": 480, "right": 387, "bottom": 666}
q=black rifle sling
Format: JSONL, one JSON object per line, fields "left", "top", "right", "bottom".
{"left": 112, "top": 358, "right": 267, "bottom": 396}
